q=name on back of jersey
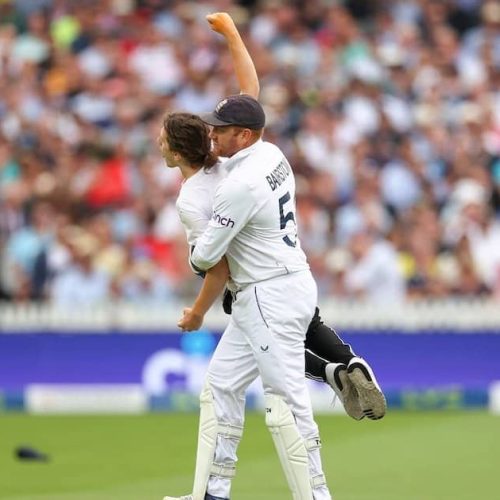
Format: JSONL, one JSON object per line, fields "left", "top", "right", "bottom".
{"left": 266, "top": 159, "right": 291, "bottom": 192}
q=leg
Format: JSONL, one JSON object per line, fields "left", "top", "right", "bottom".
{"left": 304, "top": 348, "right": 363, "bottom": 419}
{"left": 265, "top": 394, "right": 313, "bottom": 499}
{"left": 164, "top": 377, "right": 242, "bottom": 500}
{"left": 191, "top": 380, "right": 244, "bottom": 500}
{"left": 163, "top": 319, "right": 257, "bottom": 500}
{"left": 305, "top": 308, "right": 355, "bottom": 369}
{"left": 304, "top": 349, "right": 328, "bottom": 382}
{"left": 305, "top": 308, "right": 386, "bottom": 420}
{"left": 204, "top": 320, "right": 258, "bottom": 499}
{"left": 236, "top": 272, "right": 332, "bottom": 500}
{"left": 304, "top": 308, "right": 363, "bottom": 419}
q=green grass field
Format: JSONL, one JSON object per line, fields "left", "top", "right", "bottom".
{"left": 0, "top": 411, "right": 498, "bottom": 499}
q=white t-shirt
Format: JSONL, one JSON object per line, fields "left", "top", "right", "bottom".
{"left": 191, "top": 140, "right": 310, "bottom": 288}
{"left": 344, "top": 240, "right": 405, "bottom": 303}
{"left": 175, "top": 162, "right": 226, "bottom": 248}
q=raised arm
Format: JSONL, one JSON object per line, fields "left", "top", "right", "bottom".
{"left": 207, "top": 12, "right": 259, "bottom": 99}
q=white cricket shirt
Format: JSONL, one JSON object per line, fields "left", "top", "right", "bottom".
{"left": 191, "top": 140, "right": 310, "bottom": 288}
{"left": 175, "top": 162, "right": 226, "bottom": 248}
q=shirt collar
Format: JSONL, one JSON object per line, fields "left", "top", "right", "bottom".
{"left": 223, "top": 139, "right": 263, "bottom": 172}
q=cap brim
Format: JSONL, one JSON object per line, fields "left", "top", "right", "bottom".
{"left": 199, "top": 112, "right": 234, "bottom": 127}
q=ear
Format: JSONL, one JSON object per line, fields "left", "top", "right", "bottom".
{"left": 241, "top": 128, "right": 253, "bottom": 144}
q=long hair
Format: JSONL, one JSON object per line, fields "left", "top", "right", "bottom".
{"left": 162, "top": 113, "right": 218, "bottom": 169}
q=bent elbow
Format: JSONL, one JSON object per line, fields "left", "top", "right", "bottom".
{"left": 190, "top": 253, "right": 215, "bottom": 273}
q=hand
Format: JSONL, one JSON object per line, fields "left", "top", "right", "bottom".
{"left": 178, "top": 307, "right": 204, "bottom": 332}
{"left": 206, "top": 12, "right": 237, "bottom": 37}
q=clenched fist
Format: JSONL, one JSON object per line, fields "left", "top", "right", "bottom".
{"left": 178, "top": 307, "right": 204, "bottom": 332}
{"left": 206, "top": 12, "right": 238, "bottom": 37}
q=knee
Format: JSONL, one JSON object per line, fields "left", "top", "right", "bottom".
{"left": 207, "top": 374, "right": 244, "bottom": 402}
{"left": 264, "top": 394, "right": 295, "bottom": 428}
{"left": 202, "top": 378, "right": 246, "bottom": 427}
{"left": 199, "top": 380, "right": 214, "bottom": 405}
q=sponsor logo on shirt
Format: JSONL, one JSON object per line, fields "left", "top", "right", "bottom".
{"left": 266, "top": 159, "right": 291, "bottom": 192}
{"left": 212, "top": 211, "right": 235, "bottom": 228}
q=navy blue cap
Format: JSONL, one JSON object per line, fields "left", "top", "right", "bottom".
{"left": 15, "top": 446, "right": 49, "bottom": 462}
{"left": 200, "top": 94, "right": 265, "bottom": 130}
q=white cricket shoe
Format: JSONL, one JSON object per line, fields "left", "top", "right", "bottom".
{"left": 325, "top": 362, "right": 364, "bottom": 420}
{"left": 347, "top": 357, "right": 386, "bottom": 420}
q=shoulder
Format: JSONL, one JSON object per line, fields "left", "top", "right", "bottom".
{"left": 214, "top": 176, "right": 256, "bottom": 206}
{"left": 177, "top": 184, "right": 211, "bottom": 224}
{"left": 232, "top": 142, "right": 286, "bottom": 180}
{"left": 216, "top": 175, "right": 248, "bottom": 196}
{"left": 176, "top": 191, "right": 199, "bottom": 215}
{"left": 243, "top": 141, "right": 284, "bottom": 165}
{"left": 208, "top": 161, "right": 227, "bottom": 177}
{"left": 178, "top": 168, "right": 220, "bottom": 204}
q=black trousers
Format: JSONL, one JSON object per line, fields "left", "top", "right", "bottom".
{"left": 304, "top": 307, "right": 355, "bottom": 382}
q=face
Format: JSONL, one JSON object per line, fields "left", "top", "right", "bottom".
{"left": 210, "top": 126, "right": 249, "bottom": 158}
{"left": 157, "top": 127, "right": 178, "bottom": 168}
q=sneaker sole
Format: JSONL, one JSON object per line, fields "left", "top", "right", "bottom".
{"left": 347, "top": 363, "right": 386, "bottom": 420}
{"left": 337, "top": 368, "right": 365, "bottom": 421}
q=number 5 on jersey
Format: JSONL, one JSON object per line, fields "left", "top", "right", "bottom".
{"left": 279, "top": 191, "right": 297, "bottom": 248}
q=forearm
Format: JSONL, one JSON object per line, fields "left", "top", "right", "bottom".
{"left": 207, "top": 12, "right": 259, "bottom": 98}
{"left": 191, "top": 257, "right": 230, "bottom": 316}
{"left": 225, "top": 29, "right": 259, "bottom": 98}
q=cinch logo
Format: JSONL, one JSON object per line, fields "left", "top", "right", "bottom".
{"left": 215, "top": 99, "right": 228, "bottom": 114}
{"left": 212, "top": 211, "right": 235, "bottom": 228}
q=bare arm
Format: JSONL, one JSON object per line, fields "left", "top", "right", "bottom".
{"left": 178, "top": 256, "right": 230, "bottom": 332}
{"left": 207, "top": 12, "right": 259, "bottom": 98}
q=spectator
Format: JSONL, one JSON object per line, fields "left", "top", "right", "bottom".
{"left": 118, "top": 255, "right": 174, "bottom": 304}
{"left": 0, "top": 0, "right": 498, "bottom": 304}
{"left": 2, "top": 199, "right": 55, "bottom": 298}
{"left": 50, "top": 228, "right": 110, "bottom": 306}
{"left": 343, "top": 230, "right": 406, "bottom": 303}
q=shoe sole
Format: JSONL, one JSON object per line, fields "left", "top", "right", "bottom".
{"left": 347, "top": 363, "right": 386, "bottom": 420}
{"left": 337, "top": 368, "right": 365, "bottom": 421}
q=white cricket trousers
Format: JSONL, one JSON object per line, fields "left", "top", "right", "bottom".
{"left": 206, "top": 270, "right": 331, "bottom": 499}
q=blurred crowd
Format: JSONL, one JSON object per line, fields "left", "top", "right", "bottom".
{"left": 0, "top": 0, "right": 500, "bottom": 306}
